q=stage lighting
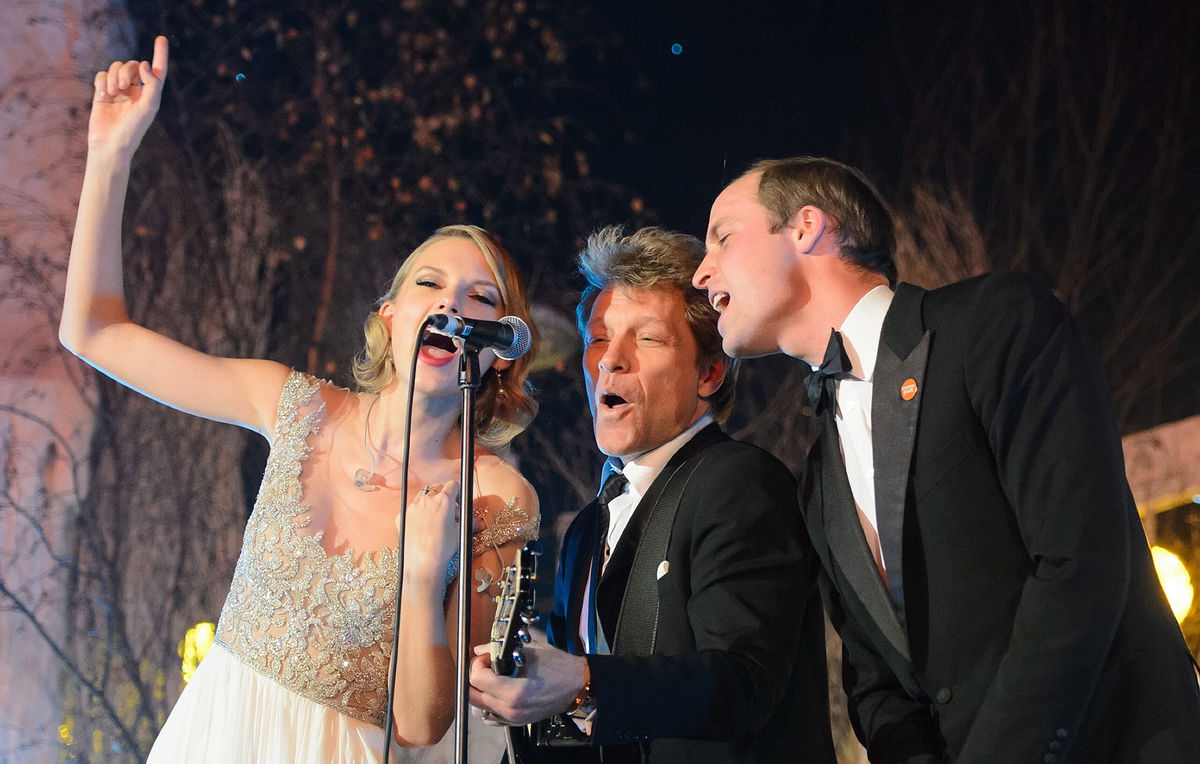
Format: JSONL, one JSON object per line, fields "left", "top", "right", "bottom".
{"left": 1152, "top": 546, "right": 1194, "bottom": 623}
{"left": 179, "top": 621, "right": 216, "bottom": 683}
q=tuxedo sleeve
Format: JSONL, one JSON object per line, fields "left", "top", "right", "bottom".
{"left": 956, "top": 271, "right": 1132, "bottom": 761}
{"left": 585, "top": 443, "right": 815, "bottom": 743}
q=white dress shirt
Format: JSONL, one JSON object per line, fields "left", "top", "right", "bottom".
{"left": 825, "top": 285, "right": 894, "bottom": 574}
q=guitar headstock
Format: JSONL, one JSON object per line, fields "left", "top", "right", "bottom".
{"left": 490, "top": 540, "right": 542, "bottom": 677}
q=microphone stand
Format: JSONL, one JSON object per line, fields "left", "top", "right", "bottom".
{"left": 453, "top": 346, "right": 481, "bottom": 763}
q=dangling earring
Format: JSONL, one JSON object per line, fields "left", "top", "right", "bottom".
{"left": 384, "top": 328, "right": 396, "bottom": 370}
{"left": 495, "top": 369, "right": 507, "bottom": 399}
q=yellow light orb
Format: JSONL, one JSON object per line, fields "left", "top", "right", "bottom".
{"left": 178, "top": 622, "right": 217, "bottom": 683}
{"left": 1151, "top": 546, "right": 1194, "bottom": 623}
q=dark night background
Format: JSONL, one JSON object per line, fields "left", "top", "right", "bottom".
{"left": 573, "top": 0, "right": 1200, "bottom": 432}
{"left": 126, "top": 0, "right": 1200, "bottom": 434}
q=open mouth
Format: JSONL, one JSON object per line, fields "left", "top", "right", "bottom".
{"left": 421, "top": 328, "right": 458, "bottom": 354}
{"left": 600, "top": 392, "right": 628, "bottom": 409}
{"left": 711, "top": 292, "right": 729, "bottom": 312}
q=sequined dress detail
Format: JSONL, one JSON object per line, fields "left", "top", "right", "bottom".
{"left": 147, "top": 370, "right": 537, "bottom": 762}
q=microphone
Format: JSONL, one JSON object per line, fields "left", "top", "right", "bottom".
{"left": 427, "top": 314, "right": 532, "bottom": 361}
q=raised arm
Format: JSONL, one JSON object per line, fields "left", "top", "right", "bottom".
{"left": 60, "top": 35, "right": 286, "bottom": 434}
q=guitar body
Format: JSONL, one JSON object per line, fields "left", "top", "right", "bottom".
{"left": 500, "top": 726, "right": 538, "bottom": 764}
{"left": 500, "top": 719, "right": 604, "bottom": 764}
{"left": 491, "top": 542, "right": 632, "bottom": 763}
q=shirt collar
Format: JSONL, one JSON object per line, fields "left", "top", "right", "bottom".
{"left": 836, "top": 285, "right": 894, "bottom": 383}
{"left": 602, "top": 414, "right": 715, "bottom": 495}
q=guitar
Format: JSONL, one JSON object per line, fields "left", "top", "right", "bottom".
{"left": 489, "top": 540, "right": 542, "bottom": 763}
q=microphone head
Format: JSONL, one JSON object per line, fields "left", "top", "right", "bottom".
{"left": 496, "top": 316, "right": 532, "bottom": 361}
{"left": 426, "top": 313, "right": 459, "bottom": 333}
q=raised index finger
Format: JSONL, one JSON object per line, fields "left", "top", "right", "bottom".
{"left": 151, "top": 35, "right": 169, "bottom": 80}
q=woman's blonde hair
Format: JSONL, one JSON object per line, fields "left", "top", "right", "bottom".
{"left": 353, "top": 225, "right": 538, "bottom": 447}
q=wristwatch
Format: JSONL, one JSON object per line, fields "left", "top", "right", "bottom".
{"left": 567, "top": 658, "right": 597, "bottom": 720}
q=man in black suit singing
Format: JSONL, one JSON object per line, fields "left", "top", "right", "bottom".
{"left": 692, "top": 156, "right": 1200, "bottom": 763}
{"left": 469, "top": 225, "right": 836, "bottom": 763}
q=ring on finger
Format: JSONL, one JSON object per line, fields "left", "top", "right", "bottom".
{"left": 419, "top": 485, "right": 432, "bottom": 496}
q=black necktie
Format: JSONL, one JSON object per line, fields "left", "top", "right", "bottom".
{"left": 587, "top": 471, "right": 627, "bottom": 651}
{"left": 805, "top": 329, "right": 851, "bottom": 416}
{"left": 595, "top": 471, "right": 629, "bottom": 566}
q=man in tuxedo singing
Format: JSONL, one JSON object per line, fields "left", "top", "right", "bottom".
{"left": 691, "top": 156, "right": 1200, "bottom": 763}
{"left": 469, "top": 225, "right": 835, "bottom": 763}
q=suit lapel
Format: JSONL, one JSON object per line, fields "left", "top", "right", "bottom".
{"left": 596, "top": 423, "right": 727, "bottom": 641}
{"left": 816, "top": 410, "right": 910, "bottom": 662}
{"left": 564, "top": 502, "right": 599, "bottom": 655}
{"left": 872, "top": 283, "right": 932, "bottom": 611}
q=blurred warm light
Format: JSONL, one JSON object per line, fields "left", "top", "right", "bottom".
{"left": 1152, "top": 546, "right": 1194, "bottom": 623}
{"left": 179, "top": 622, "right": 216, "bottom": 683}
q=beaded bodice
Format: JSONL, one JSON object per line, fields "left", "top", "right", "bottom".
{"left": 214, "top": 371, "right": 537, "bottom": 727}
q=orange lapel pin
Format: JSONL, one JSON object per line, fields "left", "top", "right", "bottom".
{"left": 900, "top": 378, "right": 918, "bottom": 401}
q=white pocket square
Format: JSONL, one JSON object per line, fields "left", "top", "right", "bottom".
{"left": 656, "top": 560, "right": 670, "bottom": 580}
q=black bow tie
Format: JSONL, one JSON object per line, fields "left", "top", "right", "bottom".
{"left": 597, "top": 471, "right": 628, "bottom": 507}
{"left": 804, "top": 329, "right": 851, "bottom": 416}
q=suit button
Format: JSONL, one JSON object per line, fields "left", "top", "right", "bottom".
{"left": 935, "top": 687, "right": 953, "bottom": 704}
{"left": 1043, "top": 755, "right": 1056, "bottom": 764}
{"left": 1056, "top": 728, "right": 1069, "bottom": 739}
{"left": 1049, "top": 741, "right": 1062, "bottom": 753}
{"left": 802, "top": 406, "right": 814, "bottom": 417}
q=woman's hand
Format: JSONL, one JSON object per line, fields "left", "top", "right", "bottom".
{"left": 89, "top": 35, "right": 169, "bottom": 156}
{"left": 397, "top": 480, "right": 493, "bottom": 585}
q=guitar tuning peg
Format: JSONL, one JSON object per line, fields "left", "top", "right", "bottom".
{"left": 517, "top": 628, "right": 531, "bottom": 643}
{"left": 520, "top": 609, "right": 540, "bottom": 625}
{"left": 512, "top": 650, "right": 525, "bottom": 667}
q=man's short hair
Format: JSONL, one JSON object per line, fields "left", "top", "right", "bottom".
{"left": 746, "top": 157, "right": 897, "bottom": 285}
{"left": 575, "top": 225, "right": 737, "bottom": 423}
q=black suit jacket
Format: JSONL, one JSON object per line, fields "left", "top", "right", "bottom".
{"left": 546, "top": 424, "right": 836, "bottom": 763}
{"left": 803, "top": 272, "right": 1200, "bottom": 763}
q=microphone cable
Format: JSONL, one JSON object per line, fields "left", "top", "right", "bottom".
{"left": 381, "top": 315, "right": 434, "bottom": 764}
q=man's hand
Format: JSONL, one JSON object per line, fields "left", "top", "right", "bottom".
{"left": 468, "top": 638, "right": 588, "bottom": 725}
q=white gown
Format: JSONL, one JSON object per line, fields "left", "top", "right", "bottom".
{"left": 148, "top": 371, "right": 535, "bottom": 763}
